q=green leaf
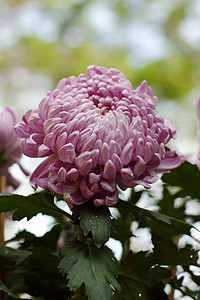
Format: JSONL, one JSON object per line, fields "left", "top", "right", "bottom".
{"left": 145, "top": 210, "right": 171, "bottom": 225}
{"left": 111, "top": 217, "right": 133, "bottom": 245}
{"left": 152, "top": 234, "right": 199, "bottom": 266}
{"left": 115, "top": 251, "right": 170, "bottom": 300}
{"left": 114, "top": 276, "right": 169, "bottom": 300}
{"left": 0, "top": 280, "right": 19, "bottom": 298}
{"left": 6, "top": 224, "right": 62, "bottom": 251}
{"left": 162, "top": 161, "right": 200, "bottom": 198}
{"left": 0, "top": 245, "right": 31, "bottom": 266}
{"left": 72, "top": 202, "right": 113, "bottom": 247}
{"left": 0, "top": 246, "right": 32, "bottom": 298}
{"left": 157, "top": 186, "right": 187, "bottom": 220}
{"left": 115, "top": 200, "right": 194, "bottom": 237}
{"left": 115, "top": 199, "right": 147, "bottom": 227}
{"left": 59, "top": 241, "right": 121, "bottom": 300}
{"left": 128, "top": 189, "right": 143, "bottom": 205}
{"left": 0, "top": 190, "right": 70, "bottom": 221}
{"left": 5, "top": 229, "right": 35, "bottom": 245}
{"left": 145, "top": 210, "right": 194, "bottom": 237}
{"left": 113, "top": 276, "right": 149, "bottom": 300}
{"left": 10, "top": 247, "right": 69, "bottom": 300}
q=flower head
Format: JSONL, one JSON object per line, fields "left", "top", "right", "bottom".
{"left": 15, "top": 66, "right": 183, "bottom": 206}
{"left": 0, "top": 107, "right": 28, "bottom": 191}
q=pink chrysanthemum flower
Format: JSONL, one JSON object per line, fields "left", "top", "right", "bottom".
{"left": 0, "top": 107, "right": 28, "bottom": 191}
{"left": 15, "top": 66, "right": 183, "bottom": 206}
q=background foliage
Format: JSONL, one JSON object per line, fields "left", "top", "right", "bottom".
{"left": 1, "top": 0, "right": 200, "bottom": 103}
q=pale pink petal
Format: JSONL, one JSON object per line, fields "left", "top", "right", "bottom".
{"left": 38, "top": 144, "right": 51, "bottom": 157}
{"left": 99, "top": 142, "right": 110, "bottom": 164}
{"left": 30, "top": 154, "right": 57, "bottom": 189}
{"left": 80, "top": 177, "right": 94, "bottom": 199}
{"left": 100, "top": 179, "right": 115, "bottom": 193}
{"left": 89, "top": 172, "right": 102, "bottom": 184}
{"left": 133, "top": 156, "right": 146, "bottom": 177}
{"left": 155, "top": 156, "right": 184, "bottom": 172}
{"left": 58, "top": 143, "right": 75, "bottom": 163}
{"left": 103, "top": 159, "right": 116, "bottom": 179}
{"left": 111, "top": 154, "right": 123, "bottom": 171}
{"left": 120, "top": 142, "right": 134, "bottom": 165}
{"left": 66, "top": 168, "right": 79, "bottom": 181}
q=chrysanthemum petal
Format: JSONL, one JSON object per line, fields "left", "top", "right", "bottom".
{"left": 103, "top": 159, "right": 116, "bottom": 179}
{"left": 58, "top": 143, "right": 75, "bottom": 163}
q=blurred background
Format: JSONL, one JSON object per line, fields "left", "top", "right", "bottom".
{"left": 1, "top": 0, "right": 200, "bottom": 157}
{"left": 1, "top": 0, "right": 200, "bottom": 261}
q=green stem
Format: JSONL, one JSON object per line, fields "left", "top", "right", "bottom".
{"left": 76, "top": 225, "right": 85, "bottom": 243}
{"left": 121, "top": 189, "right": 136, "bottom": 259}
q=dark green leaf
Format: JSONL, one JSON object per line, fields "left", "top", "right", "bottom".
{"left": 145, "top": 210, "right": 171, "bottom": 225}
{"left": 0, "top": 245, "right": 31, "bottom": 266}
{"left": 0, "top": 190, "right": 70, "bottom": 221}
{"left": 144, "top": 188, "right": 195, "bottom": 238}
{"left": 0, "top": 245, "right": 69, "bottom": 299}
{"left": 113, "top": 276, "right": 149, "bottom": 300}
{"left": 59, "top": 241, "right": 120, "bottom": 300}
{"left": 115, "top": 199, "right": 147, "bottom": 227}
{"left": 128, "top": 189, "right": 143, "bottom": 205}
{"left": 13, "top": 247, "right": 69, "bottom": 300}
{"left": 152, "top": 234, "right": 199, "bottom": 266}
{"left": 0, "top": 280, "right": 19, "bottom": 298}
{"left": 162, "top": 161, "right": 200, "bottom": 198}
{"left": 111, "top": 217, "right": 133, "bottom": 245}
{"left": 5, "top": 230, "right": 35, "bottom": 245}
{"left": 6, "top": 225, "right": 62, "bottom": 251}
{"left": 115, "top": 251, "right": 169, "bottom": 300}
{"left": 72, "top": 202, "right": 113, "bottom": 247}
{"left": 145, "top": 210, "right": 193, "bottom": 237}
{"left": 157, "top": 186, "right": 187, "bottom": 220}
{"left": 115, "top": 200, "right": 194, "bottom": 237}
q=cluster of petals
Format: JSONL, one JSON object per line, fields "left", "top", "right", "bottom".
{"left": 15, "top": 66, "right": 183, "bottom": 206}
{"left": 0, "top": 107, "right": 28, "bottom": 191}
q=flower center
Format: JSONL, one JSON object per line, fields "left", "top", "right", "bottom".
{"left": 91, "top": 95, "right": 117, "bottom": 115}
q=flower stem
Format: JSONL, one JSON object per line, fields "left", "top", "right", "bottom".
{"left": 168, "top": 235, "right": 179, "bottom": 300}
{"left": 76, "top": 225, "right": 85, "bottom": 243}
{"left": 0, "top": 175, "right": 6, "bottom": 300}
